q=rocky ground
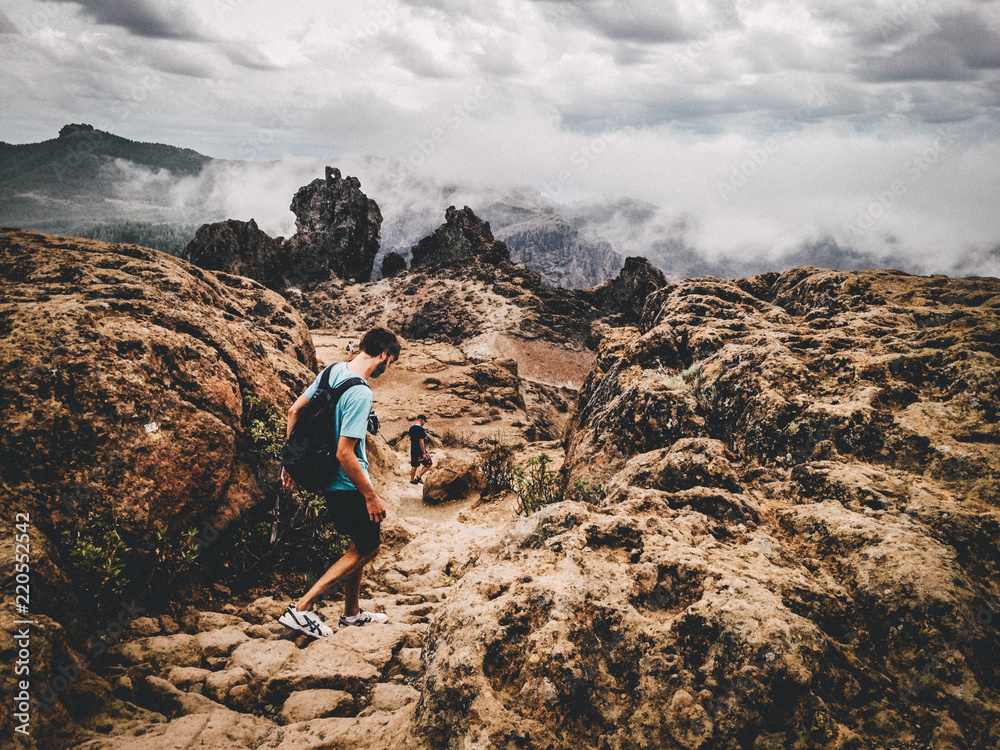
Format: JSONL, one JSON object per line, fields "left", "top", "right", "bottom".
{"left": 3, "top": 229, "right": 999, "bottom": 750}
{"left": 35, "top": 334, "right": 546, "bottom": 750}
{"left": 415, "top": 268, "right": 1000, "bottom": 750}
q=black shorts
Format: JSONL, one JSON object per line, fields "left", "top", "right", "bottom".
{"left": 410, "top": 447, "right": 423, "bottom": 468}
{"left": 323, "top": 490, "right": 381, "bottom": 556}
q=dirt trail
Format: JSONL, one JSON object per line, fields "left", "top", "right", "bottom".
{"left": 66, "top": 332, "right": 566, "bottom": 750}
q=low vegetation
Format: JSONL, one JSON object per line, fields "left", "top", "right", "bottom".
{"left": 232, "top": 395, "right": 351, "bottom": 582}
{"left": 477, "top": 432, "right": 515, "bottom": 497}
{"left": 80, "top": 221, "right": 200, "bottom": 256}
{"left": 512, "top": 453, "right": 565, "bottom": 516}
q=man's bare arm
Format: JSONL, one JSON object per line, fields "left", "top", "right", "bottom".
{"left": 286, "top": 391, "right": 312, "bottom": 439}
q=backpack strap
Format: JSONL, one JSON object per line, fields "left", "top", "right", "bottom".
{"left": 318, "top": 364, "right": 335, "bottom": 392}
{"left": 328, "top": 376, "right": 369, "bottom": 400}
{"left": 315, "top": 365, "right": 369, "bottom": 399}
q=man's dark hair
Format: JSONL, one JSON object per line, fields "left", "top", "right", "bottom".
{"left": 417, "top": 414, "right": 426, "bottom": 421}
{"left": 360, "top": 327, "right": 401, "bottom": 360}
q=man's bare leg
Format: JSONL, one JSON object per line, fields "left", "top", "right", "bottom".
{"left": 342, "top": 566, "right": 364, "bottom": 617}
{"left": 296, "top": 542, "right": 376, "bottom": 612}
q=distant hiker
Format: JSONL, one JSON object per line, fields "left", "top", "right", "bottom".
{"left": 409, "top": 414, "right": 432, "bottom": 484}
{"left": 346, "top": 341, "right": 355, "bottom": 359}
{"left": 279, "top": 327, "right": 401, "bottom": 638}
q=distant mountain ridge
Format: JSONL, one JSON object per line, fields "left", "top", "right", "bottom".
{"left": 0, "top": 126, "right": 631, "bottom": 288}
{"left": 0, "top": 123, "right": 221, "bottom": 238}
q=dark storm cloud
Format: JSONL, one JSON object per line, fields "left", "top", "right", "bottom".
{"left": 41, "top": 0, "right": 206, "bottom": 40}
{"left": 532, "top": 0, "right": 690, "bottom": 44}
{"left": 0, "top": 10, "right": 19, "bottom": 34}
{"left": 939, "top": 13, "right": 1000, "bottom": 69}
{"left": 222, "top": 43, "right": 281, "bottom": 72}
{"left": 856, "top": 11, "right": 1000, "bottom": 82}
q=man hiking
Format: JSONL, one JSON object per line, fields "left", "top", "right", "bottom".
{"left": 278, "top": 327, "right": 401, "bottom": 638}
{"left": 409, "top": 414, "right": 432, "bottom": 485}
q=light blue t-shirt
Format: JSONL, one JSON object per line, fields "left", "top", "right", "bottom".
{"left": 304, "top": 362, "right": 373, "bottom": 492}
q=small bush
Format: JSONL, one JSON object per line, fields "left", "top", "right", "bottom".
{"left": 478, "top": 433, "right": 515, "bottom": 497}
{"left": 61, "top": 509, "right": 200, "bottom": 613}
{"left": 682, "top": 360, "right": 703, "bottom": 383}
{"left": 441, "top": 429, "right": 474, "bottom": 448}
{"left": 568, "top": 478, "right": 604, "bottom": 504}
{"left": 512, "top": 453, "right": 565, "bottom": 516}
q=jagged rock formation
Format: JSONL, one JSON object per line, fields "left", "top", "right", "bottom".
{"left": 410, "top": 205, "right": 510, "bottom": 271}
{"left": 296, "top": 206, "right": 605, "bottom": 348}
{"left": 181, "top": 219, "right": 286, "bottom": 290}
{"left": 0, "top": 228, "right": 320, "bottom": 744}
{"left": 592, "top": 255, "right": 669, "bottom": 324}
{"left": 179, "top": 168, "right": 384, "bottom": 290}
{"left": 283, "top": 166, "right": 383, "bottom": 285}
{"left": 490, "top": 211, "right": 624, "bottom": 289}
{"left": 381, "top": 251, "right": 407, "bottom": 278}
{"left": 296, "top": 205, "right": 661, "bottom": 357}
{"left": 417, "top": 268, "right": 1000, "bottom": 749}
{"left": 59, "top": 123, "right": 96, "bottom": 138}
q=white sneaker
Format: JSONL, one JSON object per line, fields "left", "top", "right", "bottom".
{"left": 339, "top": 608, "right": 389, "bottom": 628}
{"left": 278, "top": 604, "right": 333, "bottom": 638}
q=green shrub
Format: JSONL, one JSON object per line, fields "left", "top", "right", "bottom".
{"left": 682, "top": 360, "right": 703, "bottom": 384}
{"left": 568, "top": 478, "right": 604, "bottom": 504}
{"left": 245, "top": 394, "right": 285, "bottom": 459}
{"left": 61, "top": 510, "right": 200, "bottom": 613}
{"left": 512, "top": 453, "right": 565, "bottom": 516}
{"left": 62, "top": 512, "right": 131, "bottom": 602}
{"left": 478, "top": 433, "right": 515, "bottom": 497}
{"left": 441, "top": 429, "right": 474, "bottom": 448}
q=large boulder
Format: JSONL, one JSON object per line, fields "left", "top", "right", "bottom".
{"left": 415, "top": 268, "right": 1000, "bottom": 749}
{"left": 182, "top": 218, "right": 286, "bottom": 290}
{"left": 422, "top": 456, "right": 481, "bottom": 504}
{"left": 282, "top": 166, "right": 383, "bottom": 285}
{"left": 0, "top": 229, "right": 316, "bottom": 538}
{"left": 0, "top": 228, "right": 320, "bottom": 742}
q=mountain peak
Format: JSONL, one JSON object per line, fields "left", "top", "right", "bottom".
{"left": 58, "top": 123, "right": 97, "bottom": 138}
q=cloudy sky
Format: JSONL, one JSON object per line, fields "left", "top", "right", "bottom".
{"left": 2, "top": 0, "right": 1000, "bottom": 274}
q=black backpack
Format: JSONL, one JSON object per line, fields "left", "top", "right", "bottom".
{"left": 280, "top": 366, "right": 369, "bottom": 493}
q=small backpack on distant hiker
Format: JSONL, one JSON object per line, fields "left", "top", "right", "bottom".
{"left": 280, "top": 366, "right": 369, "bottom": 493}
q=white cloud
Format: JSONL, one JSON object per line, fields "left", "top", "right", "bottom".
{"left": 1, "top": 0, "right": 999, "bottom": 277}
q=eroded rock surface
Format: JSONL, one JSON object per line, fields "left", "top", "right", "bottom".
{"left": 7, "top": 255, "right": 999, "bottom": 750}
{"left": 181, "top": 218, "right": 286, "bottom": 291}
{"left": 0, "top": 228, "right": 317, "bottom": 743}
{"left": 419, "top": 268, "right": 1000, "bottom": 749}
